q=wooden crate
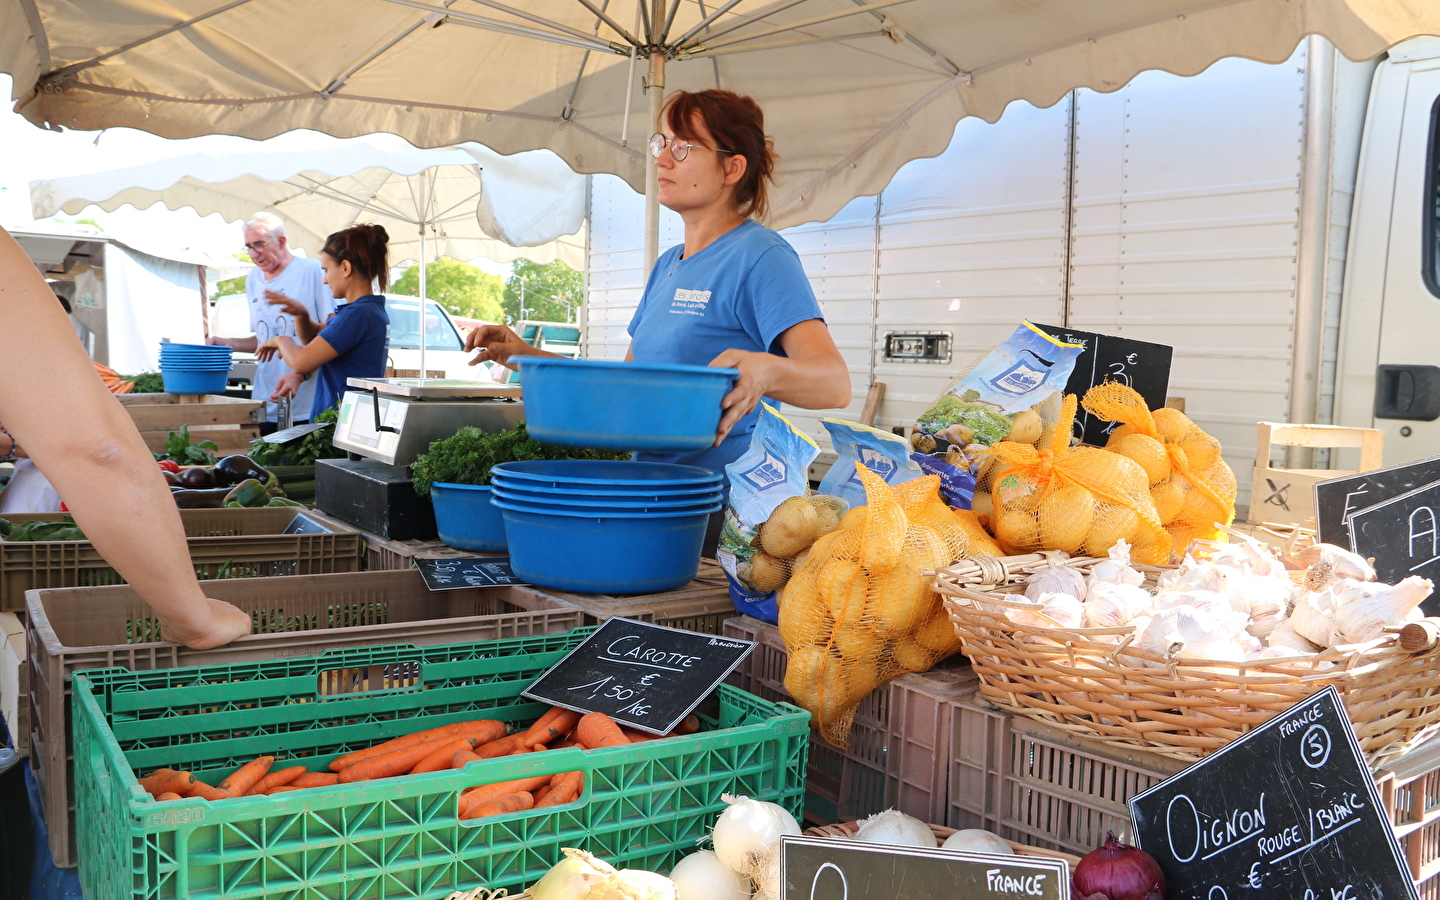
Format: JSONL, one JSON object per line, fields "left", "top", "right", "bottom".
{"left": 1250, "top": 422, "right": 1383, "bottom": 528}
{"left": 118, "top": 393, "right": 262, "bottom": 455}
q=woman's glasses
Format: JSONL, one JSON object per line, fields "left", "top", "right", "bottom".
{"left": 649, "top": 133, "right": 735, "bottom": 162}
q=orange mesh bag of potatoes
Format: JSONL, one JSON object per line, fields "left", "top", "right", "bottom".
{"left": 1080, "top": 382, "right": 1236, "bottom": 550}
{"left": 986, "top": 394, "right": 1171, "bottom": 564}
{"left": 778, "top": 467, "right": 981, "bottom": 748}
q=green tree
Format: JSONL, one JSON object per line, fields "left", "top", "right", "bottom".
{"left": 503, "top": 259, "right": 583, "bottom": 324}
{"left": 393, "top": 257, "right": 505, "bottom": 322}
{"left": 214, "top": 252, "right": 252, "bottom": 298}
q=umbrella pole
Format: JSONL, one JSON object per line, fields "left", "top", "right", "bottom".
{"left": 643, "top": 48, "right": 665, "bottom": 275}
{"left": 418, "top": 224, "right": 428, "bottom": 383}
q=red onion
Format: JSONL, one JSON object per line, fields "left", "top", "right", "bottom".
{"left": 1071, "top": 832, "right": 1166, "bottom": 900}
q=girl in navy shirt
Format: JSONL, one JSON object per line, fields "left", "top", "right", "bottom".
{"left": 462, "top": 89, "right": 850, "bottom": 477}
{"left": 258, "top": 224, "right": 391, "bottom": 419}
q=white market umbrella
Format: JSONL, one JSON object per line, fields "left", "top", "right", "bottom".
{"left": 31, "top": 137, "right": 588, "bottom": 379}
{"left": 5, "top": 2, "right": 1438, "bottom": 271}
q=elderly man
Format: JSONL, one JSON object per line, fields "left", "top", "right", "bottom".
{"left": 210, "top": 212, "right": 335, "bottom": 431}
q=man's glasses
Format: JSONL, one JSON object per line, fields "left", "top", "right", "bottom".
{"left": 243, "top": 239, "right": 270, "bottom": 254}
{"left": 649, "top": 133, "right": 735, "bottom": 162}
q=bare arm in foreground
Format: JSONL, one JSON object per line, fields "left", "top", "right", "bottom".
{"left": 0, "top": 227, "right": 253, "bottom": 648}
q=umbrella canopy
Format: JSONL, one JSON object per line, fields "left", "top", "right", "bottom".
{"left": 5, "top": 0, "right": 1437, "bottom": 242}
{"left": 28, "top": 137, "right": 588, "bottom": 269}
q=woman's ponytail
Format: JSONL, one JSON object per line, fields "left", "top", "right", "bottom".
{"left": 322, "top": 223, "right": 390, "bottom": 291}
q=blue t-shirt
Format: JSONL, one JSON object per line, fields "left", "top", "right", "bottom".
{"left": 627, "top": 220, "right": 824, "bottom": 476}
{"left": 312, "top": 294, "right": 389, "bottom": 419}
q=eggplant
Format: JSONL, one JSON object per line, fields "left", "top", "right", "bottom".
{"left": 214, "top": 455, "right": 270, "bottom": 487}
{"left": 178, "top": 467, "right": 214, "bottom": 488}
{"left": 161, "top": 470, "right": 183, "bottom": 487}
{"left": 172, "top": 488, "right": 229, "bottom": 509}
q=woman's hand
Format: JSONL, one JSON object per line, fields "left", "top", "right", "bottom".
{"left": 709, "top": 349, "right": 784, "bottom": 445}
{"left": 264, "top": 289, "right": 307, "bottom": 319}
{"left": 271, "top": 371, "right": 302, "bottom": 401}
{"left": 465, "top": 324, "right": 543, "bottom": 370}
{"left": 255, "top": 337, "right": 283, "bottom": 362}
{"left": 161, "top": 597, "right": 254, "bottom": 649}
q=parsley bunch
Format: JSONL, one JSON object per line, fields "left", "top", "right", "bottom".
{"left": 410, "top": 421, "right": 630, "bottom": 496}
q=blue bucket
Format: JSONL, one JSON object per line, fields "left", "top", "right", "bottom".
{"left": 490, "top": 460, "right": 721, "bottom": 491}
{"left": 160, "top": 369, "right": 230, "bottom": 395}
{"left": 492, "top": 494, "right": 721, "bottom": 594}
{"left": 430, "top": 482, "right": 507, "bottom": 552}
{"left": 517, "top": 357, "right": 739, "bottom": 451}
{"left": 489, "top": 475, "right": 723, "bottom": 503}
{"left": 490, "top": 484, "right": 723, "bottom": 513}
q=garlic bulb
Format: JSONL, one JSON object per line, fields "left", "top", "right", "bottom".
{"left": 1295, "top": 543, "right": 1376, "bottom": 589}
{"left": 1266, "top": 620, "right": 1321, "bottom": 654}
{"left": 1286, "top": 589, "right": 1344, "bottom": 648}
{"left": 853, "top": 809, "right": 937, "bottom": 847}
{"left": 1135, "top": 605, "right": 1250, "bottom": 663}
{"left": 1331, "top": 576, "right": 1432, "bottom": 643}
{"left": 1007, "top": 592, "right": 1083, "bottom": 631}
{"left": 942, "top": 829, "right": 1014, "bottom": 854}
{"left": 1087, "top": 539, "right": 1145, "bottom": 589}
{"left": 1083, "top": 582, "right": 1152, "bottom": 628}
{"left": 1025, "top": 565, "right": 1088, "bottom": 602}
{"left": 1156, "top": 555, "right": 1214, "bottom": 593}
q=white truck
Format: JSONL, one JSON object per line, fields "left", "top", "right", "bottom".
{"left": 581, "top": 35, "right": 1440, "bottom": 519}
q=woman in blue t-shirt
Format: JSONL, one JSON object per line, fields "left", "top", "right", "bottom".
{"left": 464, "top": 89, "right": 850, "bottom": 476}
{"left": 257, "top": 224, "right": 391, "bottom": 419}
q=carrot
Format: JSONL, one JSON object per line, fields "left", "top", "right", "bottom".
{"left": 476, "top": 734, "right": 526, "bottom": 759}
{"left": 155, "top": 792, "right": 182, "bottom": 802}
{"left": 460, "top": 791, "right": 534, "bottom": 820}
{"left": 267, "top": 785, "right": 304, "bottom": 795}
{"left": 522, "top": 709, "right": 582, "bottom": 747}
{"left": 676, "top": 715, "right": 701, "bottom": 734}
{"left": 409, "top": 738, "right": 477, "bottom": 775}
{"left": 245, "top": 766, "right": 307, "bottom": 796}
{"left": 536, "top": 771, "right": 583, "bottom": 807}
{"left": 289, "top": 772, "right": 340, "bottom": 788}
{"left": 460, "top": 775, "right": 551, "bottom": 809}
{"left": 575, "top": 713, "right": 630, "bottom": 750}
{"left": 519, "top": 707, "right": 566, "bottom": 743}
{"left": 532, "top": 784, "right": 553, "bottom": 805}
{"left": 184, "top": 780, "right": 234, "bottom": 801}
{"left": 338, "top": 735, "right": 458, "bottom": 783}
{"left": 451, "top": 749, "right": 482, "bottom": 768}
{"left": 219, "top": 756, "right": 274, "bottom": 796}
{"left": 328, "top": 720, "right": 509, "bottom": 771}
{"left": 139, "top": 768, "right": 194, "bottom": 796}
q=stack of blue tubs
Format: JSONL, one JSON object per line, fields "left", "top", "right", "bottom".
{"left": 158, "top": 343, "right": 233, "bottom": 394}
{"left": 490, "top": 460, "right": 724, "bottom": 594}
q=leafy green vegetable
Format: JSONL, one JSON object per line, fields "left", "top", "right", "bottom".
{"left": 121, "top": 371, "right": 167, "bottom": 393}
{"left": 410, "top": 421, "right": 630, "bottom": 495}
{"left": 3, "top": 516, "right": 86, "bottom": 542}
{"left": 247, "top": 406, "right": 345, "bottom": 467}
{"left": 154, "top": 425, "right": 220, "bottom": 465}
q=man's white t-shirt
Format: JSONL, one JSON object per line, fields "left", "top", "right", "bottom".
{"left": 246, "top": 257, "right": 335, "bottom": 422}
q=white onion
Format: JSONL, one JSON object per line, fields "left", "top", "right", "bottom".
{"left": 589, "top": 869, "right": 678, "bottom": 900}
{"left": 751, "top": 844, "right": 781, "bottom": 900}
{"left": 711, "top": 795, "right": 800, "bottom": 879}
{"left": 852, "top": 809, "right": 936, "bottom": 847}
{"left": 670, "top": 851, "right": 750, "bottom": 900}
{"left": 941, "top": 829, "right": 1014, "bottom": 855}
{"left": 529, "top": 848, "right": 616, "bottom": 900}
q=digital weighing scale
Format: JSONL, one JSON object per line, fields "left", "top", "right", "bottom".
{"left": 317, "top": 378, "right": 523, "bottom": 539}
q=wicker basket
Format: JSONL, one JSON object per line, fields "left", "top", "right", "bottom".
{"left": 804, "top": 822, "right": 1082, "bottom": 871}
{"left": 935, "top": 553, "right": 1440, "bottom": 768}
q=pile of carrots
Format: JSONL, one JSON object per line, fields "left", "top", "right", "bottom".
{"left": 137, "top": 708, "right": 700, "bottom": 821}
{"left": 94, "top": 362, "right": 135, "bottom": 394}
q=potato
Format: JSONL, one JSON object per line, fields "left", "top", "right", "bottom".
{"left": 820, "top": 558, "right": 869, "bottom": 629}
{"left": 892, "top": 639, "right": 932, "bottom": 672}
{"left": 869, "top": 561, "right": 933, "bottom": 634}
{"left": 910, "top": 431, "right": 937, "bottom": 453}
{"left": 1110, "top": 433, "right": 1170, "bottom": 485}
{"left": 761, "top": 496, "right": 820, "bottom": 558}
{"left": 994, "top": 472, "right": 1042, "bottom": 511}
{"left": 914, "top": 609, "right": 964, "bottom": 653}
{"left": 1151, "top": 477, "right": 1185, "bottom": 524}
{"left": 784, "top": 646, "right": 828, "bottom": 708}
{"left": 777, "top": 571, "right": 820, "bottom": 648}
{"left": 811, "top": 500, "right": 843, "bottom": 538}
{"left": 970, "top": 491, "right": 994, "bottom": 519}
{"left": 1178, "top": 475, "right": 1225, "bottom": 525}
{"left": 904, "top": 524, "right": 951, "bottom": 571}
{"left": 1005, "top": 409, "right": 1043, "bottom": 444}
{"left": 1082, "top": 503, "right": 1140, "bottom": 557}
{"left": 749, "top": 551, "right": 791, "bottom": 592}
{"left": 1177, "top": 431, "right": 1222, "bottom": 472}
{"left": 832, "top": 625, "right": 885, "bottom": 662}
{"left": 1151, "top": 407, "right": 1194, "bottom": 443}
{"left": 1105, "top": 423, "right": 1138, "bottom": 447}
{"left": 1037, "top": 484, "right": 1095, "bottom": 554}
{"left": 861, "top": 493, "right": 908, "bottom": 575}
{"left": 995, "top": 505, "right": 1040, "bottom": 552}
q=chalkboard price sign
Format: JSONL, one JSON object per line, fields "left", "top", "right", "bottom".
{"left": 1346, "top": 478, "right": 1440, "bottom": 615}
{"left": 780, "top": 834, "right": 1069, "bottom": 900}
{"left": 1314, "top": 454, "right": 1440, "bottom": 549}
{"left": 414, "top": 556, "right": 526, "bottom": 591}
{"left": 1032, "top": 324, "right": 1174, "bottom": 446}
{"left": 522, "top": 617, "right": 754, "bottom": 735}
{"left": 1129, "top": 686, "right": 1416, "bottom": 900}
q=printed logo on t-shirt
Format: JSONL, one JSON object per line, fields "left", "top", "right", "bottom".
{"left": 670, "top": 288, "right": 711, "bottom": 317}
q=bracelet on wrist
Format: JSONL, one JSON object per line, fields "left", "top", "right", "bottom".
{"left": 0, "top": 427, "right": 18, "bottom": 464}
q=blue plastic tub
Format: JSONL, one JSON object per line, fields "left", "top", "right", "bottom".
{"left": 492, "top": 495, "right": 722, "bottom": 593}
{"left": 430, "top": 482, "right": 507, "bottom": 552}
{"left": 517, "top": 357, "right": 739, "bottom": 451}
{"left": 490, "top": 484, "right": 722, "bottom": 513}
{"left": 490, "top": 460, "right": 721, "bottom": 491}
{"left": 489, "top": 475, "right": 723, "bottom": 502}
{"left": 158, "top": 342, "right": 223, "bottom": 353}
{"left": 160, "top": 369, "right": 230, "bottom": 394}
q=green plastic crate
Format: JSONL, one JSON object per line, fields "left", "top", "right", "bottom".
{"left": 72, "top": 630, "right": 809, "bottom": 900}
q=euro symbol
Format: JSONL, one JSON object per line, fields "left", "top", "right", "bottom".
{"left": 1248, "top": 863, "right": 1262, "bottom": 889}
{"left": 639, "top": 674, "right": 658, "bottom": 686}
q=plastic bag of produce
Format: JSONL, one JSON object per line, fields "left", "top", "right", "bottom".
{"left": 816, "top": 418, "right": 923, "bottom": 508}
{"left": 1081, "top": 382, "right": 1237, "bottom": 550}
{"left": 718, "top": 404, "right": 831, "bottom": 623}
{"left": 779, "top": 467, "right": 1000, "bottom": 747}
{"left": 987, "top": 394, "right": 1171, "bottom": 564}
{"left": 910, "top": 451, "right": 977, "bottom": 510}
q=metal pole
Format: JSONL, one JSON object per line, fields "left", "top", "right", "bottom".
{"left": 643, "top": 47, "right": 666, "bottom": 275}
{"left": 417, "top": 224, "right": 428, "bottom": 382}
